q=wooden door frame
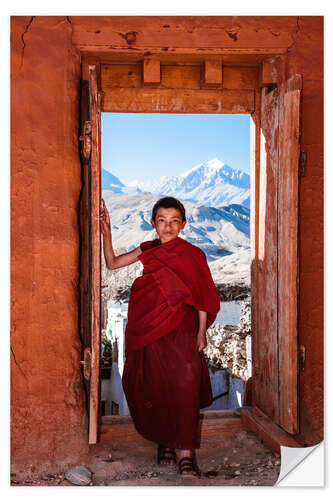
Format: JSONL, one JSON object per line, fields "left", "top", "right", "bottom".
{"left": 80, "top": 53, "right": 301, "bottom": 447}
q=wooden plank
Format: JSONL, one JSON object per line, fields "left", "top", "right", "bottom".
{"left": 79, "top": 81, "right": 91, "bottom": 350}
{"left": 143, "top": 59, "right": 160, "bottom": 83}
{"left": 223, "top": 66, "right": 258, "bottom": 90}
{"left": 85, "top": 50, "right": 287, "bottom": 67}
{"left": 199, "top": 416, "right": 244, "bottom": 439}
{"left": 203, "top": 60, "right": 222, "bottom": 86}
{"left": 101, "top": 413, "right": 244, "bottom": 443}
{"left": 102, "top": 87, "right": 254, "bottom": 113}
{"left": 88, "top": 65, "right": 102, "bottom": 445}
{"left": 101, "top": 64, "right": 142, "bottom": 88}
{"left": 162, "top": 65, "right": 201, "bottom": 89}
{"left": 101, "top": 409, "right": 240, "bottom": 425}
{"left": 82, "top": 57, "right": 101, "bottom": 84}
{"left": 102, "top": 64, "right": 202, "bottom": 90}
{"left": 102, "top": 63, "right": 258, "bottom": 91}
{"left": 255, "top": 87, "right": 279, "bottom": 422}
{"left": 70, "top": 16, "right": 296, "bottom": 50}
{"left": 277, "top": 77, "right": 301, "bottom": 434}
{"left": 261, "top": 58, "right": 279, "bottom": 86}
{"left": 250, "top": 90, "right": 261, "bottom": 408}
{"left": 241, "top": 407, "right": 302, "bottom": 454}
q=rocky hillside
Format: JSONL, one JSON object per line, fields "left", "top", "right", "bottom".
{"left": 205, "top": 298, "right": 251, "bottom": 381}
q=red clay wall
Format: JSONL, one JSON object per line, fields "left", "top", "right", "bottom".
{"left": 284, "top": 16, "right": 324, "bottom": 445}
{"left": 10, "top": 16, "right": 323, "bottom": 472}
{"left": 11, "top": 16, "right": 89, "bottom": 474}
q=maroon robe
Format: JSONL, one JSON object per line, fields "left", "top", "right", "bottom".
{"left": 122, "top": 237, "right": 220, "bottom": 449}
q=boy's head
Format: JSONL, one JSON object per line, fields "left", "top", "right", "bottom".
{"left": 151, "top": 197, "right": 186, "bottom": 243}
{"left": 151, "top": 197, "right": 186, "bottom": 223}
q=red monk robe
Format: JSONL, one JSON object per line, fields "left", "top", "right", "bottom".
{"left": 122, "top": 236, "right": 220, "bottom": 449}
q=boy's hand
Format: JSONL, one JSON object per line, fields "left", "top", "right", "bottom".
{"left": 100, "top": 199, "right": 111, "bottom": 236}
{"left": 197, "top": 330, "right": 207, "bottom": 352}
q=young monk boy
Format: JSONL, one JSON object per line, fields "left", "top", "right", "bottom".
{"left": 100, "top": 196, "right": 220, "bottom": 476}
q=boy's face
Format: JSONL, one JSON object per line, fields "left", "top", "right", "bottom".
{"left": 151, "top": 207, "right": 186, "bottom": 244}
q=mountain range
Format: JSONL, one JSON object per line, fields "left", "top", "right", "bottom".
{"left": 102, "top": 157, "right": 250, "bottom": 208}
{"left": 102, "top": 191, "right": 250, "bottom": 275}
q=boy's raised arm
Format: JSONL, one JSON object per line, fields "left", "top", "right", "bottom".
{"left": 100, "top": 200, "right": 142, "bottom": 269}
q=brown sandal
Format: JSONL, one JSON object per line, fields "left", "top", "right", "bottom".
{"left": 157, "top": 444, "right": 177, "bottom": 466}
{"left": 178, "top": 457, "right": 201, "bottom": 477}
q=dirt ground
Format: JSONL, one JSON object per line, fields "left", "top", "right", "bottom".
{"left": 11, "top": 428, "right": 281, "bottom": 487}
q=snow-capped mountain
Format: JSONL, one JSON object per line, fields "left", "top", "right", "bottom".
{"left": 126, "top": 158, "right": 250, "bottom": 208}
{"left": 102, "top": 158, "right": 250, "bottom": 208}
{"left": 102, "top": 191, "right": 250, "bottom": 266}
{"left": 102, "top": 169, "right": 125, "bottom": 192}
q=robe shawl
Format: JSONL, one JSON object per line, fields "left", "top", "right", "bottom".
{"left": 125, "top": 237, "right": 220, "bottom": 354}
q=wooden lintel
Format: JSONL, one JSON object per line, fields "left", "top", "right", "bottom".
{"left": 102, "top": 64, "right": 258, "bottom": 91}
{"left": 102, "top": 87, "right": 254, "bottom": 114}
{"left": 143, "top": 59, "right": 160, "bottom": 83}
{"left": 204, "top": 60, "right": 222, "bottom": 85}
{"left": 241, "top": 407, "right": 302, "bottom": 455}
{"left": 261, "top": 58, "right": 279, "bottom": 86}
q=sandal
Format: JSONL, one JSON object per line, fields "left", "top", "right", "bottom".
{"left": 178, "top": 456, "right": 201, "bottom": 477}
{"left": 157, "top": 444, "right": 177, "bottom": 466}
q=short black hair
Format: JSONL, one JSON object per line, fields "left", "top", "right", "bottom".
{"left": 152, "top": 197, "right": 186, "bottom": 223}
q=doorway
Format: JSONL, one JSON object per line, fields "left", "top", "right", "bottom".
{"left": 100, "top": 112, "right": 251, "bottom": 417}
{"left": 79, "top": 57, "right": 300, "bottom": 445}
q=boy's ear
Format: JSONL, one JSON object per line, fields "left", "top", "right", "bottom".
{"left": 150, "top": 217, "right": 155, "bottom": 228}
{"left": 181, "top": 219, "right": 187, "bottom": 229}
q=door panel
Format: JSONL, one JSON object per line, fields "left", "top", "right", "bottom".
{"left": 255, "top": 86, "right": 280, "bottom": 422}
{"left": 278, "top": 75, "right": 301, "bottom": 434}
{"left": 79, "top": 65, "right": 102, "bottom": 444}
{"left": 254, "top": 76, "right": 301, "bottom": 434}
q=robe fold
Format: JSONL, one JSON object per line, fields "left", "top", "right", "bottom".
{"left": 124, "top": 236, "right": 220, "bottom": 355}
{"left": 122, "top": 236, "right": 220, "bottom": 450}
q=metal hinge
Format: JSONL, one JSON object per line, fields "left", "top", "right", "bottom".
{"left": 299, "top": 151, "right": 306, "bottom": 177}
{"left": 299, "top": 345, "right": 306, "bottom": 372}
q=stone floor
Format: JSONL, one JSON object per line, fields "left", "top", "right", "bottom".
{"left": 11, "top": 427, "right": 281, "bottom": 487}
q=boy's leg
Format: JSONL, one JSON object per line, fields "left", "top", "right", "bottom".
{"left": 157, "top": 444, "right": 177, "bottom": 465}
{"left": 177, "top": 449, "right": 200, "bottom": 476}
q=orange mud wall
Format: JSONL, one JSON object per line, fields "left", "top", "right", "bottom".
{"left": 11, "top": 16, "right": 323, "bottom": 473}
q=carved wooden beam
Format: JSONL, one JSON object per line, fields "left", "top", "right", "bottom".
{"left": 102, "top": 87, "right": 254, "bottom": 114}
{"left": 203, "top": 59, "right": 223, "bottom": 87}
{"left": 260, "top": 58, "right": 279, "bottom": 86}
{"left": 143, "top": 59, "right": 161, "bottom": 84}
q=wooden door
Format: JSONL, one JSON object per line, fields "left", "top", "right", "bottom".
{"left": 79, "top": 65, "right": 102, "bottom": 444}
{"left": 255, "top": 85, "right": 280, "bottom": 422}
{"left": 254, "top": 75, "right": 301, "bottom": 434}
{"left": 277, "top": 75, "right": 301, "bottom": 434}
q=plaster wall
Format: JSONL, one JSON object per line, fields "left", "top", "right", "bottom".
{"left": 11, "top": 16, "right": 89, "bottom": 474}
{"left": 10, "top": 15, "right": 323, "bottom": 471}
{"left": 284, "top": 16, "right": 324, "bottom": 445}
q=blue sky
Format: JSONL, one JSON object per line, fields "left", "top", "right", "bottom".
{"left": 102, "top": 113, "right": 250, "bottom": 184}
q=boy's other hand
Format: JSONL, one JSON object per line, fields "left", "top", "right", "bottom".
{"left": 100, "top": 199, "right": 111, "bottom": 236}
{"left": 197, "top": 330, "right": 207, "bottom": 352}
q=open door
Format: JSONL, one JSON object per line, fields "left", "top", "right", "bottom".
{"left": 254, "top": 75, "right": 301, "bottom": 435}
{"left": 79, "top": 65, "right": 102, "bottom": 444}
{"left": 277, "top": 75, "right": 301, "bottom": 434}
